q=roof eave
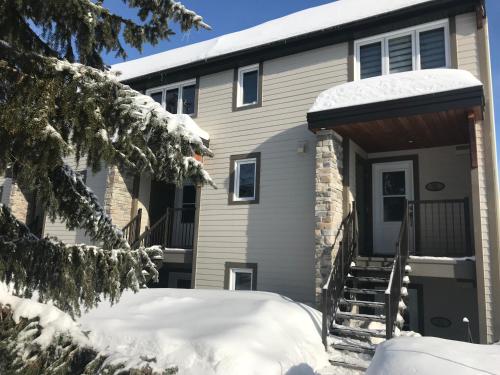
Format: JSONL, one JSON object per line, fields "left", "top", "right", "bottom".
{"left": 307, "top": 85, "right": 485, "bottom": 132}
{"left": 122, "top": 0, "right": 481, "bottom": 90}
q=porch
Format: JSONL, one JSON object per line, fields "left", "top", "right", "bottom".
{"left": 308, "top": 69, "right": 485, "bottom": 355}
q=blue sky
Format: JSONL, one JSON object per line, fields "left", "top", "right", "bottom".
{"left": 103, "top": 0, "right": 500, "bottom": 171}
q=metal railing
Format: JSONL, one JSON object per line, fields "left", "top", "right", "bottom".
{"left": 409, "top": 198, "right": 473, "bottom": 257}
{"left": 132, "top": 207, "right": 196, "bottom": 250}
{"left": 122, "top": 208, "right": 142, "bottom": 246}
{"left": 321, "top": 202, "right": 358, "bottom": 348}
{"left": 385, "top": 201, "right": 410, "bottom": 340}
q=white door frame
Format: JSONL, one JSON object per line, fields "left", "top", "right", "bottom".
{"left": 372, "top": 160, "right": 415, "bottom": 255}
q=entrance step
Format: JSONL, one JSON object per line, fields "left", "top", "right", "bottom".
{"left": 331, "top": 324, "right": 386, "bottom": 338}
{"left": 340, "top": 299, "right": 385, "bottom": 310}
{"left": 344, "top": 287, "right": 386, "bottom": 295}
{"left": 336, "top": 311, "right": 386, "bottom": 323}
{"left": 351, "top": 265, "right": 393, "bottom": 273}
{"left": 346, "top": 275, "right": 389, "bottom": 284}
{"left": 332, "top": 341, "right": 376, "bottom": 355}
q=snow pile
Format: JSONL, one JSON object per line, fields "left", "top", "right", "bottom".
{"left": 0, "top": 284, "right": 89, "bottom": 350}
{"left": 410, "top": 255, "right": 476, "bottom": 261}
{"left": 79, "top": 289, "right": 329, "bottom": 375}
{"left": 309, "top": 69, "right": 483, "bottom": 113}
{"left": 366, "top": 337, "right": 500, "bottom": 375}
{"left": 113, "top": 0, "right": 435, "bottom": 81}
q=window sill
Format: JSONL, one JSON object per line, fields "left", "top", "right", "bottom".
{"left": 232, "top": 102, "right": 262, "bottom": 112}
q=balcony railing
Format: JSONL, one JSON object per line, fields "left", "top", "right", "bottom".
{"left": 409, "top": 198, "right": 473, "bottom": 257}
{"left": 132, "top": 207, "right": 196, "bottom": 250}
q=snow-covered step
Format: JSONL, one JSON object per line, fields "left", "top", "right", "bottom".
{"left": 351, "top": 265, "right": 393, "bottom": 273}
{"left": 346, "top": 275, "right": 389, "bottom": 284}
{"left": 336, "top": 311, "right": 386, "bottom": 323}
{"left": 331, "top": 324, "right": 386, "bottom": 338}
{"left": 344, "top": 287, "right": 386, "bottom": 295}
{"left": 329, "top": 359, "right": 369, "bottom": 372}
{"left": 340, "top": 298, "right": 385, "bottom": 310}
{"left": 332, "top": 341, "right": 376, "bottom": 355}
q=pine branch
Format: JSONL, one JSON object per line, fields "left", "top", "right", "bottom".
{"left": 0, "top": 204, "right": 162, "bottom": 317}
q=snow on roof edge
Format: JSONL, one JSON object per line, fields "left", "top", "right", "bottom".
{"left": 308, "top": 69, "right": 483, "bottom": 113}
{"left": 112, "top": 0, "right": 436, "bottom": 82}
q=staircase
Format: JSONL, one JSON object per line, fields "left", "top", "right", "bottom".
{"left": 322, "top": 202, "right": 411, "bottom": 371}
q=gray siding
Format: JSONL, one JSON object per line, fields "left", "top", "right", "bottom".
{"left": 194, "top": 44, "right": 349, "bottom": 303}
{"left": 44, "top": 157, "right": 108, "bottom": 245}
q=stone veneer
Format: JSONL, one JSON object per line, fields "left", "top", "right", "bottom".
{"left": 104, "top": 166, "right": 135, "bottom": 229}
{"left": 8, "top": 182, "right": 29, "bottom": 223}
{"left": 314, "top": 130, "right": 345, "bottom": 305}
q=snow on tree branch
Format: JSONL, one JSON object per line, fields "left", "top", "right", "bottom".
{"left": 0, "top": 204, "right": 162, "bottom": 317}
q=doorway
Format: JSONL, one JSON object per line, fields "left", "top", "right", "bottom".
{"left": 372, "top": 160, "right": 414, "bottom": 255}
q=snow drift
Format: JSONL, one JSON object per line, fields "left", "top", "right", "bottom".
{"left": 79, "top": 289, "right": 329, "bottom": 375}
{"left": 366, "top": 336, "right": 500, "bottom": 375}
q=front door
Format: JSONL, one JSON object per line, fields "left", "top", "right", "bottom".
{"left": 372, "top": 161, "right": 414, "bottom": 255}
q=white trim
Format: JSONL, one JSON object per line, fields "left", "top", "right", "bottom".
{"left": 145, "top": 79, "right": 196, "bottom": 115}
{"left": 236, "top": 64, "right": 260, "bottom": 108}
{"left": 233, "top": 158, "right": 257, "bottom": 202}
{"left": 354, "top": 19, "right": 450, "bottom": 80}
{"left": 229, "top": 268, "right": 253, "bottom": 291}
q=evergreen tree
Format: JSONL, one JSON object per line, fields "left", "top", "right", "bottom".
{"left": 0, "top": 0, "right": 213, "bottom": 313}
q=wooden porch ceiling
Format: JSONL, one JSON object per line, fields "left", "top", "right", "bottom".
{"left": 307, "top": 85, "right": 484, "bottom": 153}
{"left": 333, "top": 109, "right": 470, "bottom": 153}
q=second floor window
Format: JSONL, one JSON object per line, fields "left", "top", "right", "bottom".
{"left": 147, "top": 79, "right": 197, "bottom": 115}
{"left": 355, "top": 20, "right": 450, "bottom": 80}
{"left": 236, "top": 64, "right": 261, "bottom": 108}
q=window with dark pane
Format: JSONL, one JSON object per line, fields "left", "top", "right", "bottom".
{"left": 234, "top": 272, "right": 252, "bottom": 290}
{"left": 182, "top": 84, "right": 196, "bottom": 115}
{"left": 165, "top": 88, "right": 179, "bottom": 114}
{"left": 389, "top": 35, "right": 413, "bottom": 73}
{"left": 242, "top": 70, "right": 258, "bottom": 104}
{"left": 420, "top": 28, "right": 446, "bottom": 69}
{"left": 384, "top": 197, "right": 406, "bottom": 222}
{"left": 150, "top": 92, "right": 163, "bottom": 104}
{"left": 383, "top": 171, "right": 406, "bottom": 195}
{"left": 360, "top": 42, "right": 382, "bottom": 79}
{"left": 181, "top": 185, "right": 196, "bottom": 223}
{"left": 238, "top": 162, "right": 256, "bottom": 198}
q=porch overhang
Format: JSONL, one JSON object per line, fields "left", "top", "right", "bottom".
{"left": 307, "top": 70, "right": 484, "bottom": 152}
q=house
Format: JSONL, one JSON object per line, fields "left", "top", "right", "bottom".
{"left": 1, "top": 0, "right": 499, "bottom": 355}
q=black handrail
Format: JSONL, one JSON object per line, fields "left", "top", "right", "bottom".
{"left": 321, "top": 202, "right": 358, "bottom": 348}
{"left": 122, "top": 208, "right": 142, "bottom": 246}
{"left": 131, "top": 207, "right": 196, "bottom": 249}
{"left": 385, "top": 201, "right": 410, "bottom": 340}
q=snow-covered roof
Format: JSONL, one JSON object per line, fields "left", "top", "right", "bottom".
{"left": 309, "top": 69, "right": 483, "bottom": 113}
{"left": 113, "top": 0, "right": 436, "bottom": 81}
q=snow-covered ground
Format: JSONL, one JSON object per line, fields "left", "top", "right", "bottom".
{"left": 366, "top": 336, "right": 500, "bottom": 375}
{"left": 79, "top": 289, "right": 329, "bottom": 375}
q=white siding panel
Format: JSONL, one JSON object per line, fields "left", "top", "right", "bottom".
{"left": 194, "top": 43, "right": 348, "bottom": 303}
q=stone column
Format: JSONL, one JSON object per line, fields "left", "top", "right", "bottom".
{"left": 8, "top": 182, "right": 29, "bottom": 223}
{"left": 104, "top": 166, "right": 135, "bottom": 228}
{"left": 314, "top": 130, "right": 344, "bottom": 305}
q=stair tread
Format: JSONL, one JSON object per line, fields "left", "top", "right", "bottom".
{"left": 331, "top": 324, "right": 386, "bottom": 338}
{"left": 347, "top": 275, "right": 389, "bottom": 283}
{"left": 351, "top": 265, "right": 393, "bottom": 272}
{"left": 336, "top": 311, "right": 386, "bottom": 323}
{"left": 344, "top": 287, "right": 386, "bottom": 295}
{"left": 340, "top": 299, "right": 385, "bottom": 308}
{"left": 329, "top": 359, "right": 369, "bottom": 371}
{"left": 332, "top": 342, "right": 376, "bottom": 354}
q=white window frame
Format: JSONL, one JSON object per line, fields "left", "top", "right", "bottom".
{"left": 229, "top": 268, "right": 254, "bottom": 291}
{"left": 145, "top": 78, "right": 197, "bottom": 115}
{"left": 354, "top": 19, "right": 450, "bottom": 80}
{"left": 236, "top": 64, "right": 260, "bottom": 108}
{"left": 233, "top": 158, "right": 257, "bottom": 202}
